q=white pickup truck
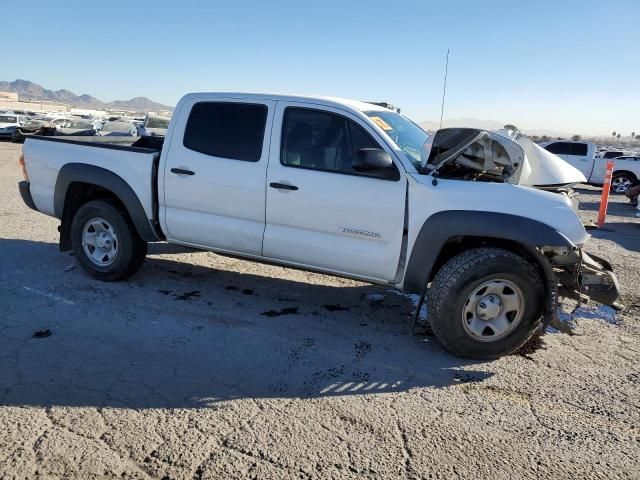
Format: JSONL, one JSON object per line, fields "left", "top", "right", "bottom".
{"left": 18, "top": 92, "right": 619, "bottom": 359}
{"left": 541, "top": 140, "right": 640, "bottom": 193}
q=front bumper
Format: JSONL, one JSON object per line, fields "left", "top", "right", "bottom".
{"left": 19, "top": 181, "right": 37, "bottom": 211}
{"left": 579, "top": 251, "right": 620, "bottom": 306}
{"left": 553, "top": 248, "right": 621, "bottom": 307}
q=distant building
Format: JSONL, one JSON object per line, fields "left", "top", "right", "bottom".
{"left": 0, "top": 91, "right": 68, "bottom": 113}
{"left": 0, "top": 91, "right": 19, "bottom": 101}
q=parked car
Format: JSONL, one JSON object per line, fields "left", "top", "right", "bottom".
{"left": 541, "top": 140, "right": 640, "bottom": 193}
{"left": 137, "top": 114, "right": 170, "bottom": 136}
{"left": 17, "top": 92, "right": 619, "bottom": 359}
{"left": 97, "top": 120, "right": 138, "bottom": 136}
{"left": 598, "top": 150, "right": 625, "bottom": 159}
{"left": 56, "top": 119, "right": 97, "bottom": 135}
{"left": 0, "top": 114, "right": 27, "bottom": 139}
{"left": 12, "top": 118, "right": 53, "bottom": 143}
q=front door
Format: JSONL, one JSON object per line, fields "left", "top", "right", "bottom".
{"left": 263, "top": 103, "right": 406, "bottom": 282}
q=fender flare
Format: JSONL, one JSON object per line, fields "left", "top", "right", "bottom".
{"left": 54, "top": 163, "right": 159, "bottom": 242}
{"left": 403, "top": 210, "right": 572, "bottom": 294}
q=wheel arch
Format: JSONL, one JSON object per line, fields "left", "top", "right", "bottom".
{"left": 402, "top": 211, "right": 571, "bottom": 295}
{"left": 612, "top": 170, "right": 637, "bottom": 180}
{"left": 54, "top": 163, "right": 159, "bottom": 251}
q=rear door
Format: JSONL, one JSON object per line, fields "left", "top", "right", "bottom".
{"left": 263, "top": 102, "right": 406, "bottom": 282}
{"left": 161, "top": 97, "right": 275, "bottom": 255}
{"left": 543, "top": 141, "right": 593, "bottom": 178}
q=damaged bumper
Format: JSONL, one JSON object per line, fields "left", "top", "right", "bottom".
{"left": 547, "top": 247, "right": 620, "bottom": 307}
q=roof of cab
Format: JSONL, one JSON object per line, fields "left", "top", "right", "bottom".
{"left": 181, "top": 92, "right": 389, "bottom": 113}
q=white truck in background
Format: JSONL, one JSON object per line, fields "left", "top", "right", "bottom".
{"left": 541, "top": 140, "right": 640, "bottom": 193}
{"left": 18, "top": 92, "right": 619, "bottom": 359}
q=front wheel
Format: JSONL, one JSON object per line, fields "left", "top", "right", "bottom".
{"left": 427, "top": 248, "right": 543, "bottom": 359}
{"left": 611, "top": 173, "right": 635, "bottom": 194}
{"left": 70, "top": 199, "right": 147, "bottom": 281}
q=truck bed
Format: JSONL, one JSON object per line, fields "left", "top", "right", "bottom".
{"left": 24, "top": 134, "right": 165, "bottom": 153}
{"left": 22, "top": 135, "right": 162, "bottom": 226}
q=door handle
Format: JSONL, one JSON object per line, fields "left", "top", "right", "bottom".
{"left": 171, "top": 168, "right": 195, "bottom": 176}
{"left": 269, "top": 182, "right": 298, "bottom": 191}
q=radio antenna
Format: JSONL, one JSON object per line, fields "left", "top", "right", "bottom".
{"left": 438, "top": 48, "right": 450, "bottom": 131}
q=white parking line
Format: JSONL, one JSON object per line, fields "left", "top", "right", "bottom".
{"left": 23, "top": 286, "right": 75, "bottom": 305}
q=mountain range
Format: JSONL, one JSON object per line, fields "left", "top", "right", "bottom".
{"left": 0, "top": 79, "right": 173, "bottom": 112}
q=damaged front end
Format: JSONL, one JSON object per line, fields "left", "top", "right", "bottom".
{"left": 422, "top": 128, "right": 526, "bottom": 183}
{"left": 420, "top": 127, "right": 587, "bottom": 190}
{"left": 541, "top": 246, "right": 621, "bottom": 328}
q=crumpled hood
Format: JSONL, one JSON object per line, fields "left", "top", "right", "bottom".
{"left": 495, "top": 129, "right": 586, "bottom": 187}
{"left": 421, "top": 127, "right": 586, "bottom": 187}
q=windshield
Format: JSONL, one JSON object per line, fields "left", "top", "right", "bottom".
{"left": 102, "top": 122, "right": 132, "bottom": 132}
{"left": 145, "top": 117, "right": 169, "bottom": 129}
{"left": 364, "top": 110, "right": 430, "bottom": 169}
{"left": 24, "top": 120, "right": 46, "bottom": 128}
{"left": 67, "top": 120, "right": 94, "bottom": 129}
{"left": 0, "top": 115, "right": 17, "bottom": 123}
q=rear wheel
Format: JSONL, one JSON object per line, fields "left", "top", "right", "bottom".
{"left": 611, "top": 172, "right": 635, "bottom": 194}
{"left": 70, "top": 200, "right": 147, "bottom": 281}
{"left": 427, "top": 248, "right": 543, "bottom": 359}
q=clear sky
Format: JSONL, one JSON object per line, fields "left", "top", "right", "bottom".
{"left": 4, "top": 0, "right": 638, "bottom": 136}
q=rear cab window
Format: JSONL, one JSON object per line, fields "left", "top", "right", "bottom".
{"left": 184, "top": 102, "right": 268, "bottom": 161}
{"left": 544, "top": 142, "right": 588, "bottom": 156}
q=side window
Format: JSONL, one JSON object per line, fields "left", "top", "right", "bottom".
{"left": 544, "top": 142, "right": 572, "bottom": 155}
{"left": 570, "top": 143, "right": 588, "bottom": 156}
{"left": 183, "top": 102, "right": 267, "bottom": 161}
{"left": 281, "top": 107, "right": 392, "bottom": 177}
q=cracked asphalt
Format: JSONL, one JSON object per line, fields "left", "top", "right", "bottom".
{"left": 1, "top": 141, "right": 640, "bottom": 479}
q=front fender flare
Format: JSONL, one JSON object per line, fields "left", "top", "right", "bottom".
{"left": 403, "top": 210, "right": 573, "bottom": 294}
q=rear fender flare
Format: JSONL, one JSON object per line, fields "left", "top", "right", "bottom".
{"left": 54, "top": 163, "right": 158, "bottom": 243}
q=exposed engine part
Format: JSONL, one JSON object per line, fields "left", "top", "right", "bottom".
{"left": 423, "top": 128, "right": 525, "bottom": 183}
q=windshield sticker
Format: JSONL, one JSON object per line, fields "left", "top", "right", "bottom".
{"left": 370, "top": 116, "right": 392, "bottom": 131}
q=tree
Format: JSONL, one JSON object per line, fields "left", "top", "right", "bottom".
{"left": 632, "top": 132, "right": 635, "bottom": 144}
{"left": 503, "top": 124, "right": 518, "bottom": 132}
{"left": 571, "top": 134, "right": 581, "bottom": 141}
{"left": 617, "top": 133, "right": 621, "bottom": 141}
{"left": 612, "top": 131, "right": 616, "bottom": 143}
{"left": 541, "top": 135, "right": 551, "bottom": 142}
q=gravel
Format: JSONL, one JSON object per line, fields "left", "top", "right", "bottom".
{"left": 1, "top": 141, "right": 639, "bottom": 479}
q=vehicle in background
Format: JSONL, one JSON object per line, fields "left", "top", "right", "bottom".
{"left": 96, "top": 120, "right": 138, "bottom": 136}
{"left": 137, "top": 114, "right": 170, "bottom": 136}
{"left": 607, "top": 156, "right": 640, "bottom": 193}
{"left": 0, "top": 114, "right": 27, "bottom": 139}
{"left": 56, "top": 119, "right": 97, "bottom": 135}
{"left": 541, "top": 140, "right": 640, "bottom": 193}
{"left": 18, "top": 92, "right": 620, "bottom": 360}
{"left": 598, "top": 150, "right": 625, "bottom": 159}
{"left": 12, "top": 116, "right": 70, "bottom": 143}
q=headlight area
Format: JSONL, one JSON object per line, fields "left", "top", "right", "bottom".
{"left": 540, "top": 246, "right": 621, "bottom": 307}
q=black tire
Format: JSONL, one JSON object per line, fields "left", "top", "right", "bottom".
{"left": 611, "top": 172, "right": 636, "bottom": 194}
{"left": 427, "top": 248, "right": 543, "bottom": 360}
{"left": 70, "top": 199, "right": 147, "bottom": 281}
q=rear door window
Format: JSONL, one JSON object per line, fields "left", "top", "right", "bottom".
{"left": 183, "top": 102, "right": 268, "bottom": 161}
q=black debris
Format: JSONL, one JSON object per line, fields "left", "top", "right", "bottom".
{"left": 32, "top": 329, "right": 51, "bottom": 339}
{"left": 323, "top": 304, "right": 350, "bottom": 312}
{"left": 261, "top": 307, "right": 299, "bottom": 317}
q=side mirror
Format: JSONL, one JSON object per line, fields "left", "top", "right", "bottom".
{"left": 352, "top": 148, "right": 398, "bottom": 179}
